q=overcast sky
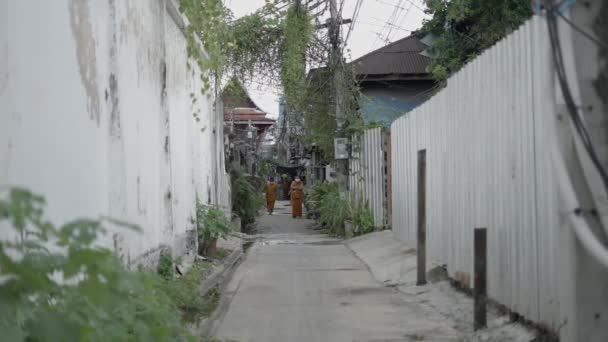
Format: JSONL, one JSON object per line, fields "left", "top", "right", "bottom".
{"left": 226, "top": 0, "right": 429, "bottom": 118}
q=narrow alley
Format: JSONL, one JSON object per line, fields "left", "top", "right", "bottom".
{"left": 213, "top": 202, "right": 459, "bottom": 341}
{"left": 2, "top": 1, "right": 607, "bottom": 341}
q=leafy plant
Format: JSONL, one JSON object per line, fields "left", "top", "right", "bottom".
{"left": 420, "top": 0, "right": 532, "bottom": 81}
{"left": 196, "top": 202, "right": 233, "bottom": 242}
{"left": 305, "top": 182, "right": 340, "bottom": 220}
{"left": 281, "top": 4, "right": 313, "bottom": 113}
{"left": 157, "top": 251, "right": 174, "bottom": 280}
{"left": 229, "top": 163, "right": 264, "bottom": 226}
{"left": 0, "top": 188, "right": 193, "bottom": 341}
{"left": 318, "top": 191, "right": 351, "bottom": 237}
{"left": 214, "top": 248, "right": 232, "bottom": 260}
{"left": 351, "top": 198, "right": 375, "bottom": 236}
{"left": 306, "top": 182, "right": 351, "bottom": 236}
{"left": 159, "top": 261, "right": 214, "bottom": 323}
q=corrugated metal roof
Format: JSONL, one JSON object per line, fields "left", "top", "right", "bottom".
{"left": 352, "top": 35, "right": 431, "bottom": 77}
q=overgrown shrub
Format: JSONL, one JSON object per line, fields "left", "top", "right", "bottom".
{"left": 196, "top": 201, "right": 233, "bottom": 242}
{"left": 318, "top": 191, "right": 351, "bottom": 237}
{"left": 306, "top": 182, "right": 350, "bottom": 236}
{"left": 229, "top": 163, "right": 263, "bottom": 226}
{"left": 159, "top": 261, "right": 215, "bottom": 323}
{"left": 306, "top": 183, "right": 377, "bottom": 237}
{"left": 157, "top": 251, "right": 174, "bottom": 280}
{"left": 351, "top": 198, "right": 375, "bottom": 236}
{"left": 0, "top": 188, "right": 193, "bottom": 341}
{"left": 305, "top": 182, "right": 340, "bottom": 220}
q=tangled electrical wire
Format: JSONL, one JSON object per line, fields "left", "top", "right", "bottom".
{"left": 545, "top": 0, "right": 608, "bottom": 198}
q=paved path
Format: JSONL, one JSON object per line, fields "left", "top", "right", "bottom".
{"left": 214, "top": 203, "right": 458, "bottom": 342}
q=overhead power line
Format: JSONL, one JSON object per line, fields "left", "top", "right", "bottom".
{"left": 344, "top": 0, "right": 364, "bottom": 49}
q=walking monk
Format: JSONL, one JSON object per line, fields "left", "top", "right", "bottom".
{"left": 282, "top": 174, "right": 291, "bottom": 200}
{"left": 290, "top": 176, "right": 305, "bottom": 218}
{"left": 264, "top": 177, "right": 278, "bottom": 215}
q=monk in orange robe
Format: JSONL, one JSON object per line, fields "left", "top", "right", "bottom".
{"left": 282, "top": 176, "right": 291, "bottom": 200}
{"left": 290, "top": 176, "right": 305, "bottom": 218}
{"left": 264, "top": 177, "right": 278, "bottom": 215}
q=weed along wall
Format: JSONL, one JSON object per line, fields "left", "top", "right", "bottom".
{"left": 0, "top": 1, "right": 230, "bottom": 267}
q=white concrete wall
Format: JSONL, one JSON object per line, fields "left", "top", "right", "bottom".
{"left": 0, "top": 0, "right": 230, "bottom": 268}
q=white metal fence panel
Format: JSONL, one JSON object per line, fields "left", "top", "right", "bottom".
{"left": 390, "top": 16, "right": 560, "bottom": 329}
{"left": 349, "top": 127, "right": 385, "bottom": 227}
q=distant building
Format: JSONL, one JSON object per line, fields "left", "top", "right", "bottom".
{"left": 352, "top": 34, "right": 435, "bottom": 125}
{"left": 274, "top": 97, "right": 311, "bottom": 181}
{"left": 222, "top": 80, "right": 275, "bottom": 174}
{"left": 276, "top": 97, "right": 306, "bottom": 165}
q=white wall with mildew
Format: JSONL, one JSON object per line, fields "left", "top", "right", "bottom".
{"left": 0, "top": 0, "right": 230, "bottom": 268}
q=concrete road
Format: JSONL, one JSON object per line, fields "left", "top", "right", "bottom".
{"left": 214, "top": 202, "right": 458, "bottom": 342}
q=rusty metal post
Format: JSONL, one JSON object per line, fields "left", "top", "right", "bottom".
{"left": 417, "top": 149, "right": 427, "bottom": 286}
{"left": 474, "top": 227, "right": 487, "bottom": 330}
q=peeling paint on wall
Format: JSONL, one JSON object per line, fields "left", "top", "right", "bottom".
{"left": 68, "top": 0, "right": 101, "bottom": 124}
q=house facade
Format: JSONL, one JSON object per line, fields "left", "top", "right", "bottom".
{"left": 222, "top": 81, "right": 275, "bottom": 175}
{"left": 352, "top": 34, "right": 435, "bottom": 125}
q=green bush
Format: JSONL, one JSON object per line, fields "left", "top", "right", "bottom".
{"left": 351, "top": 198, "right": 375, "bottom": 236}
{"left": 305, "top": 182, "right": 340, "bottom": 220}
{"left": 214, "top": 248, "right": 232, "bottom": 260}
{"left": 229, "top": 163, "right": 263, "bottom": 226}
{"left": 306, "top": 182, "right": 351, "bottom": 236}
{"left": 196, "top": 201, "right": 233, "bottom": 242}
{"left": 157, "top": 251, "right": 174, "bottom": 280}
{"left": 0, "top": 188, "right": 193, "bottom": 341}
{"left": 306, "top": 183, "right": 377, "bottom": 237}
{"left": 159, "top": 261, "right": 214, "bottom": 323}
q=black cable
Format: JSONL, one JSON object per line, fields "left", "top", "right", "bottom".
{"left": 555, "top": 11, "right": 608, "bottom": 50}
{"left": 545, "top": 1, "right": 608, "bottom": 195}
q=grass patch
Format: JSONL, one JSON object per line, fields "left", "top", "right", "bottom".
{"left": 160, "top": 261, "right": 215, "bottom": 323}
{"left": 214, "top": 248, "right": 232, "bottom": 260}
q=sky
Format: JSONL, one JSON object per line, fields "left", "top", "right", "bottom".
{"left": 226, "top": 0, "right": 429, "bottom": 118}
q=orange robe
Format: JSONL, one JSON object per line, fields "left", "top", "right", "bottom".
{"left": 290, "top": 181, "right": 304, "bottom": 218}
{"left": 282, "top": 180, "right": 291, "bottom": 200}
{"left": 264, "top": 183, "right": 278, "bottom": 214}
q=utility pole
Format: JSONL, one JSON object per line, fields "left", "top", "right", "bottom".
{"left": 329, "top": 0, "right": 349, "bottom": 190}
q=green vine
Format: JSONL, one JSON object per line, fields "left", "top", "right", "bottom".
{"left": 179, "top": 0, "right": 232, "bottom": 92}
{"left": 178, "top": 0, "right": 285, "bottom": 91}
{"left": 178, "top": 1, "right": 369, "bottom": 163}
{"left": 281, "top": 5, "right": 313, "bottom": 112}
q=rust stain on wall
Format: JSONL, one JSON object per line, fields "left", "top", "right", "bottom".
{"left": 68, "top": 0, "right": 100, "bottom": 124}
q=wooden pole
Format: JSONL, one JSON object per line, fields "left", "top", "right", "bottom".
{"left": 474, "top": 227, "right": 487, "bottom": 330}
{"left": 417, "top": 149, "right": 427, "bottom": 286}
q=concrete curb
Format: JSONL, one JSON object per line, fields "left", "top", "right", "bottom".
{"left": 188, "top": 246, "right": 244, "bottom": 337}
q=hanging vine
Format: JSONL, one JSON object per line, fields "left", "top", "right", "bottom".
{"left": 177, "top": 0, "right": 370, "bottom": 161}
{"left": 280, "top": 5, "right": 313, "bottom": 113}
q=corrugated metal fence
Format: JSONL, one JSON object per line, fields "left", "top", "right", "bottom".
{"left": 349, "top": 127, "right": 386, "bottom": 227}
{"left": 391, "top": 16, "right": 560, "bottom": 330}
